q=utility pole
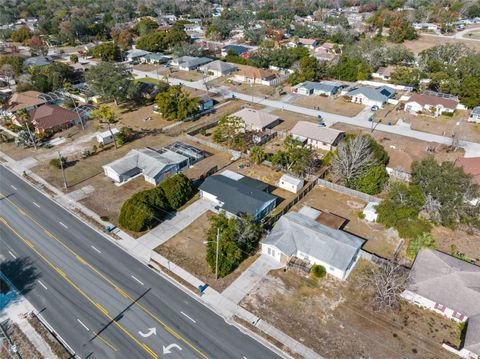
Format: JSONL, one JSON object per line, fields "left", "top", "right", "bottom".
{"left": 215, "top": 227, "right": 220, "bottom": 280}
{"left": 57, "top": 151, "right": 68, "bottom": 189}
{"left": 23, "top": 120, "right": 37, "bottom": 150}
{"left": 102, "top": 121, "right": 118, "bottom": 149}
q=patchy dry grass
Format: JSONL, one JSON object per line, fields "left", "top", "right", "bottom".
{"left": 403, "top": 34, "right": 480, "bottom": 54}
{"left": 241, "top": 259, "right": 460, "bottom": 359}
{"left": 293, "top": 95, "right": 364, "bottom": 117}
{"left": 154, "top": 211, "right": 260, "bottom": 292}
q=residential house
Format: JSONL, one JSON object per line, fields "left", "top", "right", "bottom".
{"left": 26, "top": 104, "right": 80, "bottom": 133}
{"left": 142, "top": 53, "right": 170, "bottom": 64}
{"left": 23, "top": 56, "right": 52, "bottom": 69}
{"left": 290, "top": 121, "right": 345, "bottom": 151}
{"left": 455, "top": 157, "right": 480, "bottom": 186}
{"left": 103, "top": 147, "right": 191, "bottom": 185}
{"left": 346, "top": 85, "right": 396, "bottom": 108}
{"left": 125, "top": 49, "right": 151, "bottom": 63}
{"left": 4, "top": 91, "right": 46, "bottom": 116}
{"left": 288, "top": 38, "right": 319, "bottom": 50}
{"left": 199, "top": 170, "right": 277, "bottom": 220}
{"left": 199, "top": 60, "right": 237, "bottom": 77}
{"left": 96, "top": 128, "right": 119, "bottom": 145}
{"left": 278, "top": 174, "right": 304, "bottom": 193}
{"left": 232, "top": 108, "right": 280, "bottom": 132}
{"left": 468, "top": 106, "right": 480, "bottom": 123}
{"left": 314, "top": 42, "right": 341, "bottom": 62}
{"left": 261, "top": 209, "right": 364, "bottom": 280}
{"left": 405, "top": 92, "right": 458, "bottom": 116}
{"left": 232, "top": 65, "right": 285, "bottom": 87}
{"left": 221, "top": 44, "right": 251, "bottom": 58}
{"left": 372, "top": 66, "right": 396, "bottom": 81}
{"left": 402, "top": 249, "right": 480, "bottom": 359}
{"left": 292, "top": 81, "right": 343, "bottom": 96}
{"left": 171, "top": 56, "right": 212, "bottom": 71}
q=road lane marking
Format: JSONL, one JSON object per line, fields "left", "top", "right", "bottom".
{"left": 0, "top": 197, "right": 208, "bottom": 359}
{"left": 59, "top": 222, "right": 68, "bottom": 229}
{"left": 90, "top": 245, "right": 101, "bottom": 254}
{"left": 10, "top": 185, "right": 17, "bottom": 190}
{"left": 77, "top": 319, "right": 90, "bottom": 331}
{"left": 0, "top": 217, "right": 159, "bottom": 359}
{"left": 8, "top": 250, "right": 16, "bottom": 259}
{"left": 131, "top": 275, "right": 144, "bottom": 286}
{"left": 180, "top": 311, "right": 196, "bottom": 323}
{"left": 37, "top": 280, "right": 48, "bottom": 290}
{"left": 93, "top": 331, "right": 117, "bottom": 352}
{"left": 32, "top": 202, "right": 40, "bottom": 208}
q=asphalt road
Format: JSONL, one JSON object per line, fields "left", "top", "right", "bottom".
{"left": 0, "top": 165, "right": 281, "bottom": 359}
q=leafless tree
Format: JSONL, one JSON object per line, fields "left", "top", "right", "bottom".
{"left": 360, "top": 259, "right": 410, "bottom": 312}
{"left": 330, "top": 135, "right": 376, "bottom": 184}
{"left": 422, "top": 194, "right": 442, "bottom": 222}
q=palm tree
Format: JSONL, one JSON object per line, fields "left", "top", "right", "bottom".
{"left": 17, "top": 109, "right": 37, "bottom": 150}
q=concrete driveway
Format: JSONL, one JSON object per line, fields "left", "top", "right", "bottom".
{"left": 222, "top": 254, "right": 284, "bottom": 304}
{"left": 135, "top": 198, "right": 215, "bottom": 250}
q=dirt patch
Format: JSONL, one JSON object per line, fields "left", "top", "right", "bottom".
{"left": 241, "top": 260, "right": 460, "bottom": 359}
{"left": 293, "top": 95, "right": 364, "bottom": 117}
{"left": 269, "top": 108, "right": 319, "bottom": 132}
{"left": 403, "top": 34, "right": 480, "bottom": 54}
{"left": 431, "top": 226, "right": 480, "bottom": 264}
{"left": 170, "top": 69, "right": 203, "bottom": 82}
{"left": 118, "top": 104, "right": 171, "bottom": 131}
{"left": 28, "top": 314, "right": 71, "bottom": 359}
{"left": 0, "top": 321, "right": 44, "bottom": 359}
{"left": 154, "top": 211, "right": 260, "bottom": 292}
{"left": 291, "top": 186, "right": 401, "bottom": 259}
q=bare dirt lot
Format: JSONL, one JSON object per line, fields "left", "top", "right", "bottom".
{"left": 293, "top": 95, "right": 364, "bottom": 117}
{"left": 169, "top": 69, "right": 203, "bottom": 82}
{"left": 332, "top": 123, "right": 465, "bottom": 172}
{"left": 269, "top": 108, "right": 319, "bottom": 132}
{"left": 431, "top": 226, "right": 480, "bottom": 264}
{"left": 154, "top": 211, "right": 260, "bottom": 292}
{"left": 403, "top": 34, "right": 480, "bottom": 54}
{"left": 241, "top": 260, "right": 460, "bottom": 359}
{"left": 118, "top": 104, "right": 171, "bottom": 131}
{"left": 291, "top": 185, "right": 401, "bottom": 259}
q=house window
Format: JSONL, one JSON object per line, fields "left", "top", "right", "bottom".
{"left": 453, "top": 312, "right": 464, "bottom": 320}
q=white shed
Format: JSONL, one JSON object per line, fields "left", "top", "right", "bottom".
{"left": 363, "top": 202, "right": 379, "bottom": 222}
{"left": 96, "top": 128, "right": 119, "bottom": 145}
{"left": 278, "top": 174, "right": 304, "bottom": 193}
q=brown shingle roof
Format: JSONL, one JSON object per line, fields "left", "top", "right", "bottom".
{"left": 407, "top": 93, "right": 458, "bottom": 110}
{"left": 235, "top": 65, "right": 276, "bottom": 80}
{"left": 28, "top": 104, "right": 78, "bottom": 131}
{"left": 6, "top": 91, "right": 45, "bottom": 112}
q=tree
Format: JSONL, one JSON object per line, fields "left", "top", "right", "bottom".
{"left": 411, "top": 157, "right": 479, "bottom": 226}
{"left": 272, "top": 136, "right": 316, "bottom": 177}
{"left": 390, "top": 66, "right": 423, "bottom": 88}
{"left": 360, "top": 259, "right": 409, "bottom": 311}
{"left": 350, "top": 164, "right": 389, "bottom": 195}
{"left": 328, "top": 55, "right": 372, "bottom": 81}
{"left": 110, "top": 27, "right": 134, "bottom": 50}
{"left": 91, "top": 42, "right": 121, "bottom": 62}
{"left": 92, "top": 105, "right": 116, "bottom": 124}
{"left": 288, "top": 56, "right": 326, "bottom": 85}
{"left": 406, "top": 233, "right": 435, "bottom": 259}
{"left": 85, "top": 62, "right": 134, "bottom": 105}
{"left": 158, "top": 174, "right": 195, "bottom": 210}
{"left": 388, "top": 16, "right": 417, "bottom": 43}
{"left": 244, "top": 27, "right": 266, "bottom": 46}
{"left": 15, "top": 130, "right": 35, "bottom": 148}
{"left": 154, "top": 85, "right": 199, "bottom": 121}
{"left": 70, "top": 54, "right": 78, "bottom": 63}
{"left": 134, "top": 18, "right": 158, "bottom": 36}
{"left": 27, "top": 36, "right": 47, "bottom": 56}
{"left": 0, "top": 55, "right": 24, "bottom": 75}
{"left": 212, "top": 115, "right": 245, "bottom": 149}
{"left": 249, "top": 146, "right": 266, "bottom": 164}
{"left": 49, "top": 156, "right": 67, "bottom": 169}
{"left": 10, "top": 26, "right": 31, "bottom": 43}
{"left": 311, "top": 264, "right": 326, "bottom": 279}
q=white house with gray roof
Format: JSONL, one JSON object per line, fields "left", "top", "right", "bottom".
{"left": 199, "top": 60, "right": 237, "bottom": 77}
{"left": 103, "top": 147, "right": 190, "bottom": 185}
{"left": 171, "top": 56, "right": 212, "bottom": 71}
{"left": 290, "top": 121, "right": 345, "bottom": 151}
{"left": 346, "top": 85, "right": 395, "bottom": 108}
{"left": 402, "top": 249, "right": 480, "bottom": 359}
{"left": 292, "top": 81, "right": 344, "bottom": 96}
{"left": 261, "top": 210, "right": 364, "bottom": 280}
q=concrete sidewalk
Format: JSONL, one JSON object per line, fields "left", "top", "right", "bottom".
{"left": 223, "top": 254, "right": 285, "bottom": 304}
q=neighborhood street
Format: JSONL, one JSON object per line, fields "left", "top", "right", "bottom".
{"left": 0, "top": 165, "right": 281, "bottom": 359}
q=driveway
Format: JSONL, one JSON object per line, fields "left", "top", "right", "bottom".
{"left": 135, "top": 198, "right": 215, "bottom": 250}
{"left": 222, "top": 254, "right": 284, "bottom": 304}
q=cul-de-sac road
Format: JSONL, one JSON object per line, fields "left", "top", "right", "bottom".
{"left": 0, "top": 165, "right": 281, "bottom": 359}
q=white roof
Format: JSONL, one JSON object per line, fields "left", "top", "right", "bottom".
{"left": 280, "top": 173, "right": 303, "bottom": 186}
{"left": 97, "top": 128, "right": 119, "bottom": 138}
{"left": 290, "top": 121, "right": 344, "bottom": 144}
{"left": 232, "top": 108, "right": 279, "bottom": 130}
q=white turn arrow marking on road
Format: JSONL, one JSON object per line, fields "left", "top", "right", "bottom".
{"left": 138, "top": 327, "right": 156, "bottom": 338}
{"left": 163, "top": 343, "right": 182, "bottom": 354}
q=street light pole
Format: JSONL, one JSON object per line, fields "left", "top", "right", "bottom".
{"left": 58, "top": 151, "right": 68, "bottom": 189}
{"left": 215, "top": 227, "right": 220, "bottom": 280}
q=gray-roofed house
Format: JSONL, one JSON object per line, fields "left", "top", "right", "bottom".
{"left": 290, "top": 121, "right": 345, "bottom": 151}
{"left": 221, "top": 44, "right": 250, "bottom": 57}
{"left": 142, "top": 52, "right": 170, "bottom": 64}
{"left": 261, "top": 210, "right": 364, "bottom": 280}
{"left": 232, "top": 108, "right": 281, "bottom": 132}
{"left": 171, "top": 56, "right": 212, "bottom": 71}
{"left": 402, "top": 249, "right": 480, "bottom": 359}
{"left": 199, "top": 170, "right": 277, "bottom": 220}
{"left": 199, "top": 60, "right": 237, "bottom": 77}
{"left": 346, "top": 85, "right": 395, "bottom": 108}
{"left": 292, "top": 81, "right": 344, "bottom": 96}
{"left": 102, "top": 147, "right": 190, "bottom": 185}
{"left": 126, "top": 49, "right": 151, "bottom": 63}
{"left": 23, "top": 56, "right": 52, "bottom": 68}
{"left": 469, "top": 106, "right": 480, "bottom": 124}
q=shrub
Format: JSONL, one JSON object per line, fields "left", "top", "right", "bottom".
{"left": 311, "top": 264, "right": 326, "bottom": 278}
{"left": 49, "top": 157, "right": 67, "bottom": 169}
{"left": 158, "top": 173, "right": 195, "bottom": 210}
{"left": 406, "top": 233, "right": 435, "bottom": 259}
{"left": 395, "top": 218, "right": 432, "bottom": 239}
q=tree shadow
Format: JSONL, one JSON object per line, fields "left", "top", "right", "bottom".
{"left": 0, "top": 256, "right": 41, "bottom": 298}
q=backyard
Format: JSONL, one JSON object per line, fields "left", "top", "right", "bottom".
{"left": 293, "top": 95, "right": 364, "bottom": 117}
{"left": 154, "top": 211, "right": 260, "bottom": 292}
{"left": 241, "top": 260, "right": 461, "bottom": 359}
